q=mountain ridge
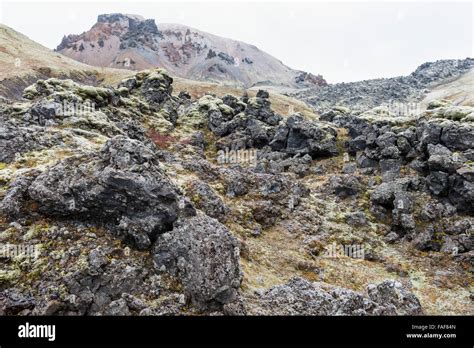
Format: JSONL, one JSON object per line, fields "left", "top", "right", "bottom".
{"left": 55, "top": 13, "right": 327, "bottom": 89}
{"left": 291, "top": 58, "right": 474, "bottom": 114}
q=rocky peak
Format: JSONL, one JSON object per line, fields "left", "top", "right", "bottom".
{"left": 95, "top": 13, "right": 160, "bottom": 37}
{"left": 97, "top": 13, "right": 145, "bottom": 24}
{"left": 55, "top": 14, "right": 325, "bottom": 89}
{"left": 295, "top": 71, "right": 328, "bottom": 87}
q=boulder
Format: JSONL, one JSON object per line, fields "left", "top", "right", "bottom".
{"left": 426, "top": 171, "right": 449, "bottom": 196}
{"left": 329, "top": 175, "right": 361, "bottom": 198}
{"left": 186, "top": 180, "right": 229, "bottom": 222}
{"left": 270, "top": 114, "right": 338, "bottom": 158}
{"left": 153, "top": 213, "right": 242, "bottom": 308}
{"left": 2, "top": 136, "right": 185, "bottom": 250}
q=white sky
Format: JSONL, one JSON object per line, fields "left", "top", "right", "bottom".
{"left": 0, "top": 0, "right": 472, "bottom": 83}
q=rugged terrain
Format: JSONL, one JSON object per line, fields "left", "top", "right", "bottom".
{"left": 0, "top": 66, "right": 472, "bottom": 315}
{"left": 56, "top": 14, "right": 327, "bottom": 89}
{"left": 292, "top": 58, "right": 474, "bottom": 114}
{"left": 0, "top": 21, "right": 472, "bottom": 316}
{"left": 0, "top": 23, "right": 315, "bottom": 119}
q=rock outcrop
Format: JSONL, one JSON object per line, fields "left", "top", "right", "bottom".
{"left": 153, "top": 213, "right": 242, "bottom": 309}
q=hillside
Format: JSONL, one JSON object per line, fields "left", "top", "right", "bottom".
{"left": 421, "top": 69, "right": 474, "bottom": 108}
{"left": 0, "top": 23, "right": 472, "bottom": 317}
{"left": 291, "top": 58, "right": 474, "bottom": 114}
{"left": 0, "top": 24, "right": 130, "bottom": 100}
{"left": 0, "top": 66, "right": 473, "bottom": 315}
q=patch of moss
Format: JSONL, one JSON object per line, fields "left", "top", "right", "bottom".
{"left": 0, "top": 268, "right": 21, "bottom": 283}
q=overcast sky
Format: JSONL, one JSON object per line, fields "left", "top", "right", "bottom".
{"left": 0, "top": 0, "right": 472, "bottom": 83}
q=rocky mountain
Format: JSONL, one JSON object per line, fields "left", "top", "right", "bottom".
{"left": 0, "top": 23, "right": 313, "bottom": 117}
{"left": 292, "top": 58, "right": 474, "bottom": 114}
{"left": 56, "top": 14, "right": 327, "bottom": 89}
